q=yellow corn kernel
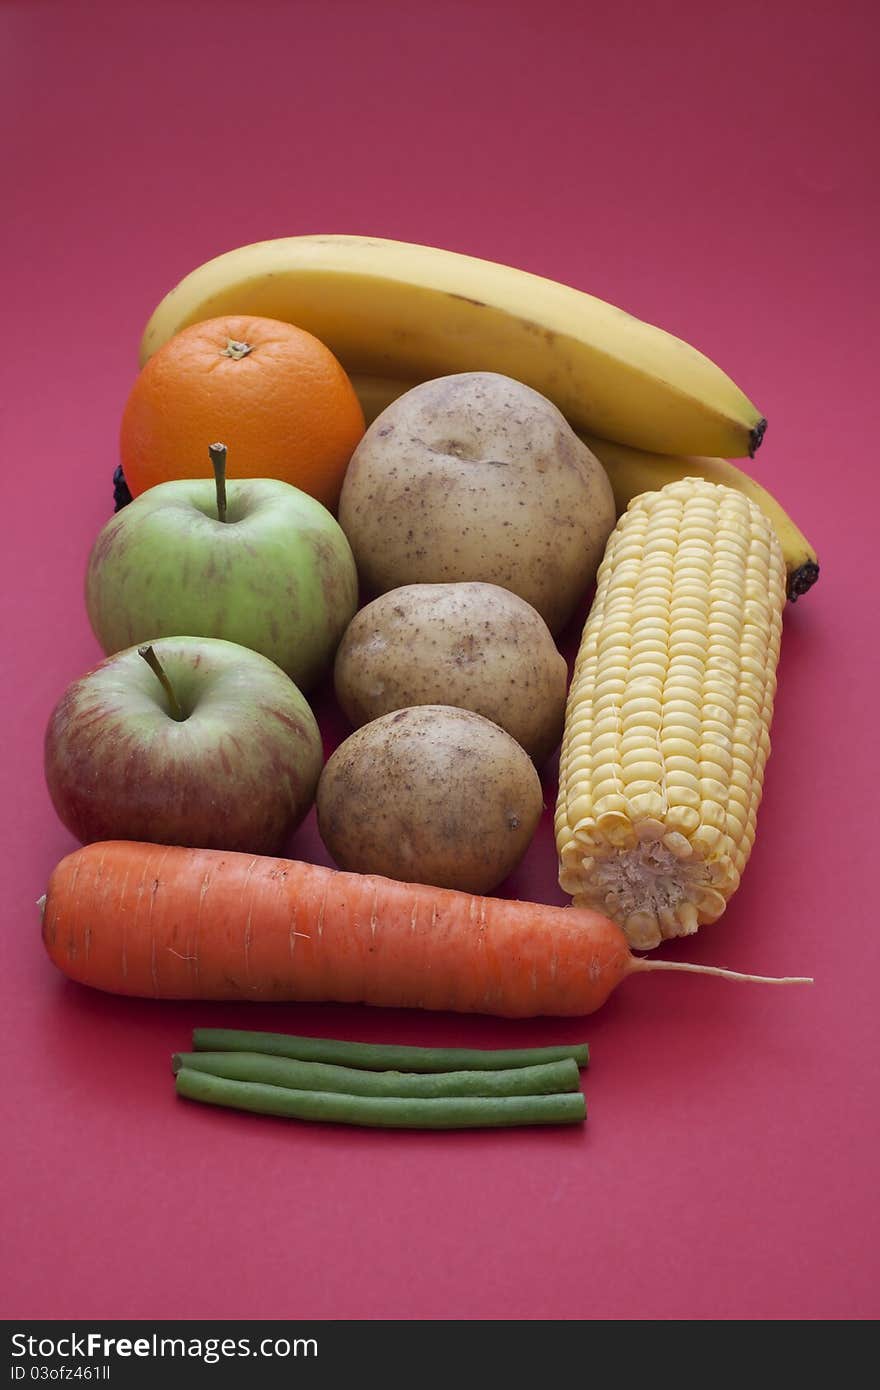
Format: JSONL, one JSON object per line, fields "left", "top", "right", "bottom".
{"left": 555, "top": 477, "right": 786, "bottom": 950}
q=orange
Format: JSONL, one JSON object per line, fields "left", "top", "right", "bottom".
{"left": 120, "top": 315, "right": 365, "bottom": 510}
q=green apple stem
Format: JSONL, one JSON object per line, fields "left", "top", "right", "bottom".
{"left": 209, "top": 442, "right": 228, "bottom": 523}
{"left": 138, "top": 644, "right": 184, "bottom": 721}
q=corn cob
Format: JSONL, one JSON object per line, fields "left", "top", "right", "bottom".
{"left": 555, "top": 477, "right": 786, "bottom": 950}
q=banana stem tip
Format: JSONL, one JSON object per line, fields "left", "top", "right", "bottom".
{"left": 787, "top": 560, "right": 820, "bottom": 601}
{"left": 749, "top": 418, "right": 768, "bottom": 457}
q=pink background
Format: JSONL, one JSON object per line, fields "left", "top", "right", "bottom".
{"left": 2, "top": 0, "right": 877, "bottom": 1321}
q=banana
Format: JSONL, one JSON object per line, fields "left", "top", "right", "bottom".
{"left": 348, "top": 373, "right": 412, "bottom": 426}
{"left": 345, "top": 374, "right": 818, "bottom": 602}
{"left": 139, "top": 234, "right": 766, "bottom": 459}
{"left": 578, "top": 434, "right": 819, "bottom": 602}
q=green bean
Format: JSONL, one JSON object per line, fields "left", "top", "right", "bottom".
{"left": 175, "top": 1067, "right": 586, "bottom": 1129}
{"left": 192, "top": 1028, "right": 589, "bottom": 1072}
{"left": 174, "top": 1050, "right": 580, "bottom": 1098}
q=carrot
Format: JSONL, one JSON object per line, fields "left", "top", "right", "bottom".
{"left": 40, "top": 842, "right": 812, "bottom": 1018}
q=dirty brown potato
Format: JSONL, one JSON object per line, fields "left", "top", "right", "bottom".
{"left": 334, "top": 581, "right": 568, "bottom": 764}
{"left": 316, "top": 705, "right": 544, "bottom": 894}
{"left": 337, "top": 372, "right": 616, "bottom": 635}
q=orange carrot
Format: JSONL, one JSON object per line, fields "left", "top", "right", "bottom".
{"left": 40, "top": 842, "right": 811, "bottom": 1018}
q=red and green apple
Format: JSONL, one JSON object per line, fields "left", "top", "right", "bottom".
{"left": 44, "top": 636, "right": 324, "bottom": 855}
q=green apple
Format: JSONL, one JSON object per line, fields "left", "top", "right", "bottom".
{"left": 86, "top": 445, "right": 358, "bottom": 691}
{"left": 44, "top": 637, "right": 323, "bottom": 854}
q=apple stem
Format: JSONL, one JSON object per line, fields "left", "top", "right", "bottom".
{"left": 209, "top": 442, "right": 228, "bottom": 523}
{"left": 138, "top": 644, "right": 184, "bottom": 721}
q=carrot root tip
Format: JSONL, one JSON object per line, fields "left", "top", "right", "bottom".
{"left": 631, "top": 956, "right": 813, "bottom": 986}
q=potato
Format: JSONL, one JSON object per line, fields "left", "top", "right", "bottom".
{"left": 337, "top": 371, "right": 616, "bottom": 634}
{"left": 316, "top": 705, "right": 544, "bottom": 894}
{"left": 334, "top": 581, "right": 568, "bottom": 764}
